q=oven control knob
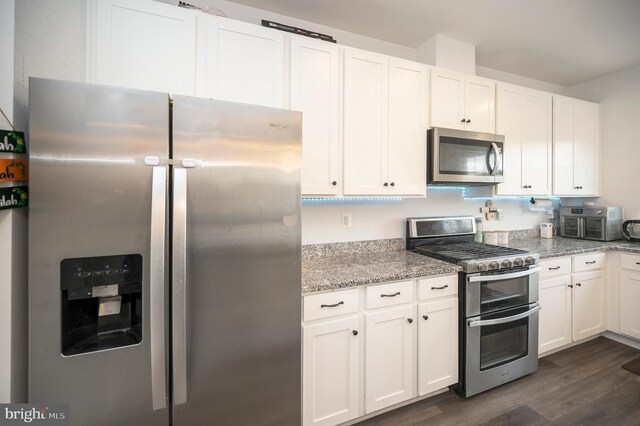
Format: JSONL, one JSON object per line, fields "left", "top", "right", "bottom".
{"left": 525, "top": 256, "right": 535, "bottom": 265}
{"left": 489, "top": 261, "right": 499, "bottom": 270}
{"left": 477, "top": 262, "right": 487, "bottom": 271}
{"left": 514, "top": 258, "right": 524, "bottom": 267}
{"left": 502, "top": 259, "right": 512, "bottom": 268}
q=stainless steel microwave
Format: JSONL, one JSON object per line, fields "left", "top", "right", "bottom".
{"left": 427, "top": 127, "right": 505, "bottom": 185}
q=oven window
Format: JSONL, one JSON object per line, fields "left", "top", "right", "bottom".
{"left": 479, "top": 273, "right": 530, "bottom": 313}
{"left": 584, "top": 218, "right": 604, "bottom": 240}
{"left": 480, "top": 314, "right": 528, "bottom": 371}
{"left": 562, "top": 217, "right": 580, "bottom": 237}
{"left": 439, "top": 137, "right": 493, "bottom": 176}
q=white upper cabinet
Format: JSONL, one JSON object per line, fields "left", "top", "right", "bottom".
{"left": 431, "top": 68, "right": 495, "bottom": 133}
{"left": 496, "top": 84, "right": 552, "bottom": 196}
{"left": 88, "top": 0, "right": 196, "bottom": 95}
{"left": 197, "top": 15, "right": 284, "bottom": 107}
{"left": 343, "top": 48, "right": 389, "bottom": 196}
{"left": 343, "top": 48, "right": 427, "bottom": 197}
{"left": 290, "top": 36, "right": 341, "bottom": 196}
{"left": 553, "top": 96, "right": 600, "bottom": 196}
{"left": 387, "top": 58, "right": 428, "bottom": 197}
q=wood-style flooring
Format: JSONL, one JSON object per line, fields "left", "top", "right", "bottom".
{"left": 357, "top": 337, "right": 640, "bottom": 426}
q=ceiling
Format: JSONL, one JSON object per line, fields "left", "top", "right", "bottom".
{"left": 224, "top": 0, "right": 640, "bottom": 86}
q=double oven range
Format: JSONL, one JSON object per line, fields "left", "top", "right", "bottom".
{"left": 407, "top": 216, "right": 541, "bottom": 397}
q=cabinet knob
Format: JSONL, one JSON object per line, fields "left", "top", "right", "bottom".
{"left": 461, "top": 118, "right": 466, "bottom": 123}
{"left": 576, "top": 283, "right": 582, "bottom": 287}
{"left": 390, "top": 182, "right": 395, "bottom": 187}
{"left": 568, "top": 284, "right": 574, "bottom": 288}
{"left": 384, "top": 182, "right": 389, "bottom": 187}
{"left": 423, "top": 315, "right": 429, "bottom": 320}
{"left": 332, "top": 181, "right": 337, "bottom": 186}
{"left": 352, "top": 330, "right": 358, "bottom": 336}
{"left": 407, "top": 318, "right": 413, "bottom": 324}
{"left": 466, "top": 119, "right": 471, "bottom": 123}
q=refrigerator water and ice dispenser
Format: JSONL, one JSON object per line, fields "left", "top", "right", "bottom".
{"left": 60, "top": 254, "right": 143, "bottom": 356}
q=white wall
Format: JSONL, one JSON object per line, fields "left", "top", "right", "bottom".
{"left": 567, "top": 64, "right": 640, "bottom": 218}
{"left": 302, "top": 189, "right": 551, "bottom": 244}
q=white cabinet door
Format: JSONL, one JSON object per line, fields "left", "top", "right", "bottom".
{"left": 387, "top": 58, "right": 428, "bottom": 197}
{"left": 417, "top": 298, "right": 458, "bottom": 396}
{"left": 553, "top": 97, "right": 576, "bottom": 195}
{"left": 620, "top": 271, "right": 640, "bottom": 340}
{"left": 290, "top": 36, "right": 340, "bottom": 196}
{"left": 343, "top": 48, "right": 389, "bottom": 195}
{"left": 573, "top": 101, "right": 599, "bottom": 195}
{"left": 365, "top": 305, "right": 416, "bottom": 413}
{"left": 90, "top": 0, "right": 196, "bottom": 95}
{"left": 523, "top": 91, "right": 552, "bottom": 195}
{"left": 464, "top": 76, "right": 495, "bottom": 133}
{"left": 303, "top": 316, "right": 360, "bottom": 426}
{"left": 200, "top": 16, "right": 284, "bottom": 107}
{"left": 572, "top": 270, "right": 605, "bottom": 341}
{"left": 539, "top": 276, "right": 572, "bottom": 354}
{"left": 430, "top": 69, "right": 465, "bottom": 130}
{"left": 553, "top": 96, "right": 600, "bottom": 196}
{"left": 496, "top": 84, "right": 525, "bottom": 195}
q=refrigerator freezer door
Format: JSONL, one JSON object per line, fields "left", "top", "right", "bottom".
{"left": 28, "top": 78, "right": 169, "bottom": 426}
{"left": 171, "top": 96, "right": 302, "bottom": 425}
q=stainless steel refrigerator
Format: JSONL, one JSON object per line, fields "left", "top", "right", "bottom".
{"left": 28, "top": 78, "right": 302, "bottom": 426}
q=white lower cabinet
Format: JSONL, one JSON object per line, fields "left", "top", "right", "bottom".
{"left": 538, "top": 254, "right": 606, "bottom": 355}
{"left": 620, "top": 270, "right": 640, "bottom": 340}
{"left": 364, "top": 304, "right": 416, "bottom": 413}
{"left": 417, "top": 298, "right": 458, "bottom": 396}
{"left": 538, "top": 275, "right": 572, "bottom": 353}
{"left": 302, "top": 274, "right": 458, "bottom": 426}
{"left": 303, "top": 316, "right": 360, "bottom": 426}
{"left": 572, "top": 270, "right": 605, "bottom": 341}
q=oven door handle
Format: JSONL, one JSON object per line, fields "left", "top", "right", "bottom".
{"left": 468, "top": 265, "right": 540, "bottom": 282}
{"left": 468, "top": 303, "right": 541, "bottom": 328}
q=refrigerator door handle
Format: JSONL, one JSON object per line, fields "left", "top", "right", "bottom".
{"left": 150, "top": 164, "right": 168, "bottom": 410}
{"left": 172, "top": 167, "right": 188, "bottom": 405}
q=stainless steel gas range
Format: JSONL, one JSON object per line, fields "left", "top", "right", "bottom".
{"left": 406, "top": 216, "right": 541, "bottom": 398}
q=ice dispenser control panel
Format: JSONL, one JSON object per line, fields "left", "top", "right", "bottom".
{"left": 60, "top": 254, "right": 143, "bottom": 356}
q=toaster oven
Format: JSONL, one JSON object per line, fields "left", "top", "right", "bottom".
{"left": 560, "top": 206, "right": 623, "bottom": 241}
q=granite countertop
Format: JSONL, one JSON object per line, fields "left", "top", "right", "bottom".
{"left": 301, "top": 250, "right": 461, "bottom": 294}
{"left": 506, "top": 236, "right": 640, "bottom": 259}
{"left": 301, "top": 236, "right": 640, "bottom": 295}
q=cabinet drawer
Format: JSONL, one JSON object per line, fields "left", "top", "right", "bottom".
{"left": 365, "top": 280, "right": 414, "bottom": 310}
{"left": 303, "top": 289, "right": 359, "bottom": 322}
{"left": 539, "top": 257, "right": 572, "bottom": 279}
{"left": 621, "top": 253, "right": 640, "bottom": 272}
{"left": 572, "top": 252, "right": 605, "bottom": 272}
{"left": 417, "top": 274, "right": 458, "bottom": 301}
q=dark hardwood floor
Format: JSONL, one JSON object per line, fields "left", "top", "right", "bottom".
{"left": 357, "top": 337, "right": 640, "bottom": 426}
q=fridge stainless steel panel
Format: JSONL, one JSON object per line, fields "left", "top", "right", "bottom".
{"left": 171, "top": 96, "right": 302, "bottom": 425}
{"left": 28, "top": 78, "right": 169, "bottom": 425}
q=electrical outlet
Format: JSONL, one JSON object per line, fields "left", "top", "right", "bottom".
{"left": 342, "top": 212, "right": 352, "bottom": 228}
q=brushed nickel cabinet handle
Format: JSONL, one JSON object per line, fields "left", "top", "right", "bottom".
{"left": 321, "top": 301, "right": 344, "bottom": 308}
{"left": 431, "top": 284, "right": 449, "bottom": 290}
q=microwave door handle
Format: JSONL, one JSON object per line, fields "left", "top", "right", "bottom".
{"left": 492, "top": 143, "right": 503, "bottom": 176}
{"left": 468, "top": 303, "right": 541, "bottom": 328}
{"left": 468, "top": 265, "right": 541, "bottom": 282}
{"left": 487, "top": 143, "right": 496, "bottom": 175}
